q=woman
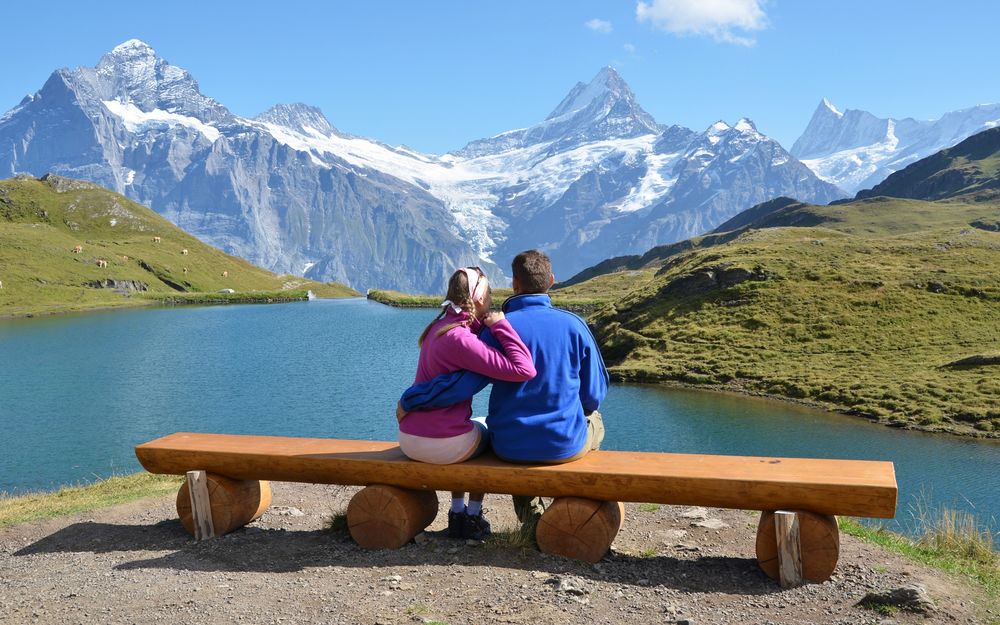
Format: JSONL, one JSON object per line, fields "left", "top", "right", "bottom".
{"left": 397, "top": 267, "right": 536, "bottom": 540}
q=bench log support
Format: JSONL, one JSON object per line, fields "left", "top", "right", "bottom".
{"left": 185, "top": 470, "right": 215, "bottom": 540}
{"left": 774, "top": 510, "right": 803, "bottom": 588}
{"left": 536, "top": 497, "right": 625, "bottom": 563}
{"left": 176, "top": 472, "right": 271, "bottom": 538}
{"left": 347, "top": 485, "right": 438, "bottom": 549}
{"left": 756, "top": 510, "right": 839, "bottom": 584}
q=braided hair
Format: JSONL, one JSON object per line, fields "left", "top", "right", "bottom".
{"left": 417, "top": 269, "right": 481, "bottom": 347}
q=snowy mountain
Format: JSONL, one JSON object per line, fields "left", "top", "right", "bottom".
{"left": 792, "top": 98, "right": 1000, "bottom": 194}
{"left": 0, "top": 40, "right": 490, "bottom": 293}
{"left": 0, "top": 41, "right": 845, "bottom": 291}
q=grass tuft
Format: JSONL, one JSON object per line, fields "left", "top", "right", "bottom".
{"left": 485, "top": 523, "right": 538, "bottom": 551}
{"left": 858, "top": 598, "right": 899, "bottom": 616}
{"left": 638, "top": 546, "right": 658, "bottom": 558}
{"left": 840, "top": 507, "right": 998, "bottom": 597}
{"left": 325, "top": 509, "right": 349, "bottom": 534}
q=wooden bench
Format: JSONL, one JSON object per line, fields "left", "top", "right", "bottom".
{"left": 135, "top": 432, "right": 897, "bottom": 586}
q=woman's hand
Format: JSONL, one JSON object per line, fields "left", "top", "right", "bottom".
{"left": 483, "top": 311, "right": 505, "bottom": 327}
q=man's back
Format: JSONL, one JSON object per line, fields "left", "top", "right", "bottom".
{"left": 482, "top": 294, "right": 608, "bottom": 461}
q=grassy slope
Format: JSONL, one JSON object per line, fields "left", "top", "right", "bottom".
{"left": 0, "top": 176, "right": 356, "bottom": 317}
{"left": 586, "top": 197, "right": 1000, "bottom": 435}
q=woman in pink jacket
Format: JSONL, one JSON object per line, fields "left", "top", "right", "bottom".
{"left": 398, "top": 266, "right": 536, "bottom": 540}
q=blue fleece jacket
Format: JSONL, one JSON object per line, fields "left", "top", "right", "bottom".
{"left": 399, "top": 294, "right": 609, "bottom": 461}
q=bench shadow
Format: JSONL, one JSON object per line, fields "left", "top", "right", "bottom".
{"left": 15, "top": 521, "right": 783, "bottom": 594}
{"left": 14, "top": 520, "right": 189, "bottom": 556}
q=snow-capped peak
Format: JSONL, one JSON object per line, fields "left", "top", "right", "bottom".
{"left": 546, "top": 66, "right": 629, "bottom": 121}
{"left": 734, "top": 118, "right": 758, "bottom": 133}
{"left": 107, "top": 39, "right": 157, "bottom": 57}
{"left": 256, "top": 103, "right": 336, "bottom": 136}
{"left": 457, "top": 66, "right": 659, "bottom": 157}
{"left": 820, "top": 97, "right": 843, "bottom": 118}
{"left": 90, "top": 39, "right": 233, "bottom": 125}
{"left": 708, "top": 120, "right": 731, "bottom": 134}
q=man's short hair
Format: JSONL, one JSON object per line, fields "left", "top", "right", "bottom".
{"left": 512, "top": 250, "right": 552, "bottom": 294}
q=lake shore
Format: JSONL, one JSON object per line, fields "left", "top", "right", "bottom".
{"left": 0, "top": 288, "right": 357, "bottom": 321}
{"left": 1, "top": 480, "right": 995, "bottom": 625}
{"left": 612, "top": 373, "right": 1000, "bottom": 441}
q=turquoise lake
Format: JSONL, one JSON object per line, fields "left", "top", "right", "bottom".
{"left": 0, "top": 298, "right": 997, "bottom": 539}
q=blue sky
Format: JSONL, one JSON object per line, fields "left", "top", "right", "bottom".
{"left": 2, "top": 1, "right": 998, "bottom": 154}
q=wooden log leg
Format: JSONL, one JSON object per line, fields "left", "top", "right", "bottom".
{"left": 176, "top": 473, "right": 272, "bottom": 538}
{"left": 535, "top": 497, "right": 624, "bottom": 563}
{"left": 186, "top": 470, "right": 214, "bottom": 540}
{"left": 756, "top": 510, "right": 840, "bottom": 584}
{"left": 774, "top": 511, "right": 803, "bottom": 588}
{"left": 347, "top": 485, "right": 438, "bottom": 549}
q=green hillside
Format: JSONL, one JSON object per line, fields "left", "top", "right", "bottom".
{"left": 0, "top": 175, "right": 356, "bottom": 318}
{"left": 857, "top": 126, "right": 1000, "bottom": 201}
{"left": 572, "top": 131, "right": 1000, "bottom": 436}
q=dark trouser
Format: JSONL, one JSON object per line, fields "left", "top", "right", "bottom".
{"left": 511, "top": 411, "right": 606, "bottom": 525}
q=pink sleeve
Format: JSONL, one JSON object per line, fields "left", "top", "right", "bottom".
{"left": 444, "top": 320, "right": 536, "bottom": 382}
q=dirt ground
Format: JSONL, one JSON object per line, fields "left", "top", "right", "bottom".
{"left": 0, "top": 483, "right": 995, "bottom": 625}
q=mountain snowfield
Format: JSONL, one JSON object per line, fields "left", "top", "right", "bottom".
{"left": 792, "top": 98, "right": 1000, "bottom": 194}
{"left": 1, "top": 40, "right": 844, "bottom": 291}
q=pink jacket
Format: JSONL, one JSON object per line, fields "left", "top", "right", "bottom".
{"left": 399, "top": 310, "right": 536, "bottom": 438}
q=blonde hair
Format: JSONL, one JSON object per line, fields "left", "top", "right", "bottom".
{"left": 417, "top": 269, "right": 484, "bottom": 346}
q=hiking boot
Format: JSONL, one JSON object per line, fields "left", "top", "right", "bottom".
{"left": 447, "top": 509, "right": 467, "bottom": 539}
{"left": 463, "top": 510, "right": 492, "bottom": 541}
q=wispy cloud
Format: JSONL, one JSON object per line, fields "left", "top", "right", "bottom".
{"left": 585, "top": 18, "right": 613, "bottom": 34}
{"left": 636, "top": 0, "right": 767, "bottom": 46}
{"left": 623, "top": 43, "right": 637, "bottom": 54}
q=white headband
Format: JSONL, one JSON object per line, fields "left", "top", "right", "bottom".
{"left": 440, "top": 267, "right": 486, "bottom": 314}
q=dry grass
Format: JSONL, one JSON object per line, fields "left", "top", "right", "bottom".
{"left": 0, "top": 473, "right": 183, "bottom": 528}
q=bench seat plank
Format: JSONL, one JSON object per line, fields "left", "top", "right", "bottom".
{"left": 135, "top": 432, "right": 896, "bottom": 518}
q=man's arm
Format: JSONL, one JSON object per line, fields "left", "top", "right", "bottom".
{"left": 399, "top": 369, "right": 491, "bottom": 412}
{"left": 578, "top": 322, "right": 610, "bottom": 414}
{"left": 399, "top": 326, "right": 501, "bottom": 412}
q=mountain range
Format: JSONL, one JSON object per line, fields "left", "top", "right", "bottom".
{"left": 3, "top": 40, "right": 998, "bottom": 293}
{"left": 0, "top": 40, "right": 845, "bottom": 292}
{"left": 792, "top": 98, "right": 1000, "bottom": 194}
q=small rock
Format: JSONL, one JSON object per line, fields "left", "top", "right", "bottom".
{"left": 679, "top": 507, "right": 709, "bottom": 519}
{"left": 545, "top": 575, "right": 590, "bottom": 596}
{"left": 663, "top": 529, "right": 687, "bottom": 539}
{"left": 674, "top": 542, "right": 701, "bottom": 552}
{"left": 380, "top": 575, "right": 402, "bottom": 585}
{"left": 858, "top": 584, "right": 936, "bottom": 614}
{"left": 270, "top": 506, "right": 305, "bottom": 517}
{"left": 446, "top": 547, "right": 460, "bottom": 555}
{"left": 413, "top": 532, "right": 431, "bottom": 545}
{"left": 692, "top": 518, "right": 728, "bottom": 529}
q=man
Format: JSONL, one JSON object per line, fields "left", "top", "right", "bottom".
{"left": 398, "top": 250, "right": 609, "bottom": 527}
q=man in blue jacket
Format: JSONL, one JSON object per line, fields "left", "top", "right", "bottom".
{"left": 398, "top": 250, "right": 609, "bottom": 527}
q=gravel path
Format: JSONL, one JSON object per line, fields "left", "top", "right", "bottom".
{"left": 0, "top": 483, "right": 994, "bottom": 624}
